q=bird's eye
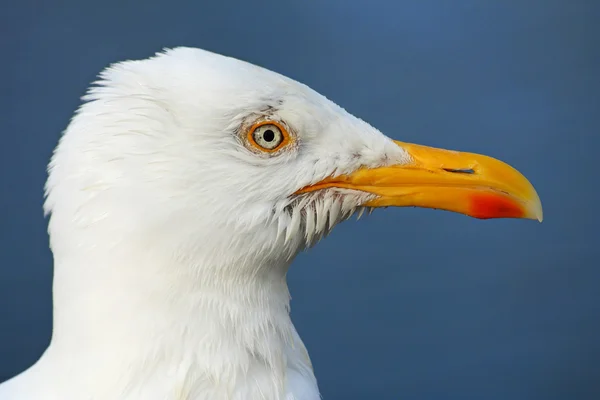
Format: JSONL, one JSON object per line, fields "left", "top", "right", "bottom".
{"left": 247, "top": 121, "right": 289, "bottom": 152}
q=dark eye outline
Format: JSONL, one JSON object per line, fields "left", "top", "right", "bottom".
{"left": 246, "top": 120, "right": 290, "bottom": 152}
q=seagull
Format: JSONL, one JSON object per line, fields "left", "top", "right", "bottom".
{"left": 0, "top": 47, "right": 542, "bottom": 400}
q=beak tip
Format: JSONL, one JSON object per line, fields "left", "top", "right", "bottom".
{"left": 534, "top": 206, "right": 544, "bottom": 223}
{"left": 535, "top": 212, "right": 544, "bottom": 223}
{"left": 528, "top": 193, "right": 543, "bottom": 223}
{"left": 536, "top": 209, "right": 544, "bottom": 223}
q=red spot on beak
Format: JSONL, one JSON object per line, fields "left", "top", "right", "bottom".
{"left": 469, "top": 192, "right": 525, "bottom": 220}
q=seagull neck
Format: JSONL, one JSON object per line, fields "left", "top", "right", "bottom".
{"left": 51, "top": 247, "right": 292, "bottom": 349}
{"left": 44, "top": 244, "right": 312, "bottom": 397}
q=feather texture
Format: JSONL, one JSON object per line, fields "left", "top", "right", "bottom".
{"left": 0, "top": 47, "right": 409, "bottom": 400}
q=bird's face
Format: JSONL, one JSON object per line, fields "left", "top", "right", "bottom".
{"left": 202, "top": 96, "right": 542, "bottom": 256}
{"left": 47, "top": 47, "right": 541, "bottom": 266}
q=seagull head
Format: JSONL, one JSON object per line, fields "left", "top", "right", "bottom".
{"left": 45, "top": 47, "right": 542, "bottom": 274}
{"left": 2, "top": 46, "right": 545, "bottom": 400}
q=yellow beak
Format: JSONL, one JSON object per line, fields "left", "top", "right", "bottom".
{"left": 297, "top": 140, "right": 543, "bottom": 221}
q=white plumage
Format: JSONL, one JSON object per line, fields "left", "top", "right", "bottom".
{"left": 0, "top": 47, "right": 541, "bottom": 400}
{"left": 0, "top": 47, "right": 406, "bottom": 400}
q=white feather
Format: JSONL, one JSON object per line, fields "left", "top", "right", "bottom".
{"left": 0, "top": 47, "right": 410, "bottom": 400}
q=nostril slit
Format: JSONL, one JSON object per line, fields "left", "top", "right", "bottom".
{"left": 444, "top": 168, "right": 475, "bottom": 174}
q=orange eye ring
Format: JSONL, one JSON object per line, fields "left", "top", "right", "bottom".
{"left": 246, "top": 120, "right": 291, "bottom": 153}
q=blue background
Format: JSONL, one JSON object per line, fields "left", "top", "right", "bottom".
{"left": 1, "top": 0, "right": 598, "bottom": 399}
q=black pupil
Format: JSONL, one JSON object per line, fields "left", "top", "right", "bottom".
{"left": 263, "top": 129, "right": 275, "bottom": 142}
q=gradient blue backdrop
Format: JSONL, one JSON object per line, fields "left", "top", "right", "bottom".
{"left": 1, "top": 1, "right": 598, "bottom": 399}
